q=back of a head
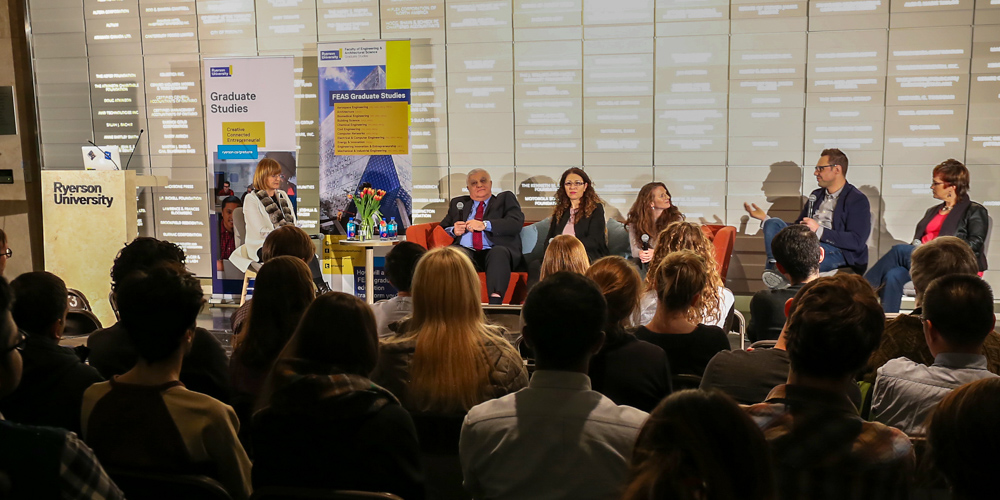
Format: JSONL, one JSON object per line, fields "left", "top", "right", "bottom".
{"left": 10, "top": 272, "right": 67, "bottom": 336}
{"left": 116, "top": 264, "right": 204, "bottom": 363}
{"left": 240, "top": 256, "right": 315, "bottom": 370}
{"left": 785, "top": 274, "right": 884, "bottom": 380}
{"left": 410, "top": 246, "right": 483, "bottom": 328}
{"left": 586, "top": 256, "right": 642, "bottom": 331}
{"left": 540, "top": 234, "right": 590, "bottom": 280}
{"left": 648, "top": 221, "right": 718, "bottom": 290}
{"left": 623, "top": 389, "right": 773, "bottom": 500}
{"left": 771, "top": 225, "right": 821, "bottom": 283}
{"left": 384, "top": 242, "right": 427, "bottom": 293}
{"left": 284, "top": 292, "right": 378, "bottom": 376}
{"left": 922, "top": 274, "right": 994, "bottom": 349}
{"left": 523, "top": 272, "right": 607, "bottom": 369}
{"left": 654, "top": 250, "right": 707, "bottom": 313}
{"left": 928, "top": 378, "right": 1000, "bottom": 500}
{"left": 111, "top": 237, "right": 186, "bottom": 291}
{"left": 261, "top": 225, "right": 314, "bottom": 263}
{"left": 911, "top": 236, "right": 979, "bottom": 298}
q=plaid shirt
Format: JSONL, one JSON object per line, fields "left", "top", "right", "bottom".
{"left": 220, "top": 226, "right": 236, "bottom": 260}
{"left": 745, "top": 384, "right": 915, "bottom": 500}
{"left": 61, "top": 431, "right": 125, "bottom": 500}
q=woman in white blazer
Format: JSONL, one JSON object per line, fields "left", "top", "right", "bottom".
{"left": 229, "top": 158, "right": 297, "bottom": 272}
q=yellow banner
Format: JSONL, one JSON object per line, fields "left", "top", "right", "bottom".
{"left": 223, "top": 121, "right": 266, "bottom": 146}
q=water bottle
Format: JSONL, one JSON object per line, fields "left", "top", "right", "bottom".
{"left": 346, "top": 217, "right": 356, "bottom": 240}
{"left": 388, "top": 217, "right": 398, "bottom": 239}
{"left": 379, "top": 218, "right": 388, "bottom": 240}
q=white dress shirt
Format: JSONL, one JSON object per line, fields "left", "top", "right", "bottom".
{"left": 371, "top": 295, "right": 412, "bottom": 339}
{"left": 459, "top": 370, "right": 648, "bottom": 500}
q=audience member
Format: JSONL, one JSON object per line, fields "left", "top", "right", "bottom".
{"left": 927, "top": 377, "right": 1000, "bottom": 500}
{"left": 0, "top": 228, "right": 8, "bottom": 276}
{"left": 861, "top": 236, "right": 1000, "bottom": 384}
{"left": 635, "top": 251, "right": 729, "bottom": 378}
{"left": 640, "top": 221, "right": 733, "bottom": 328}
{"left": 460, "top": 272, "right": 648, "bottom": 500}
{"left": 372, "top": 247, "right": 527, "bottom": 413}
{"left": 230, "top": 225, "right": 316, "bottom": 334}
{"left": 252, "top": 292, "right": 424, "bottom": 499}
{"left": 872, "top": 274, "right": 998, "bottom": 435}
{"left": 622, "top": 390, "right": 773, "bottom": 500}
{"left": 625, "top": 182, "right": 684, "bottom": 266}
{"left": 539, "top": 234, "right": 591, "bottom": 281}
{"left": 747, "top": 225, "right": 823, "bottom": 342}
{"left": 543, "top": 167, "right": 609, "bottom": 263}
{"left": 585, "top": 256, "right": 672, "bottom": 412}
{"left": 230, "top": 256, "right": 314, "bottom": 429}
{"left": 373, "top": 242, "right": 426, "bottom": 338}
{"left": 218, "top": 180, "right": 235, "bottom": 197}
{"left": 81, "top": 265, "right": 251, "bottom": 500}
{"left": 744, "top": 274, "right": 914, "bottom": 500}
{"left": 88, "top": 237, "right": 231, "bottom": 402}
{"left": 0, "top": 276, "right": 124, "bottom": 500}
{"left": 219, "top": 195, "right": 242, "bottom": 262}
{"left": 0, "top": 272, "right": 103, "bottom": 433}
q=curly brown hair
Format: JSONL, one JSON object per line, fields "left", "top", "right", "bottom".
{"left": 552, "top": 168, "right": 602, "bottom": 225}
{"left": 626, "top": 182, "right": 684, "bottom": 248}
{"left": 645, "top": 221, "right": 723, "bottom": 324}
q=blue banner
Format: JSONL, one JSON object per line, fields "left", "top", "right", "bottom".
{"left": 218, "top": 144, "right": 259, "bottom": 159}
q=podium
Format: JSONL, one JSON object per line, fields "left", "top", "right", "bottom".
{"left": 42, "top": 170, "right": 167, "bottom": 327}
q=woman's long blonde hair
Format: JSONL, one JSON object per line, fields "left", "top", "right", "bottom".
{"left": 646, "top": 221, "right": 723, "bottom": 324}
{"left": 390, "top": 247, "right": 511, "bottom": 413}
{"left": 252, "top": 158, "right": 282, "bottom": 191}
{"left": 540, "top": 234, "right": 591, "bottom": 280}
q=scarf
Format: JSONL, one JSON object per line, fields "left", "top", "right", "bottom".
{"left": 255, "top": 190, "right": 294, "bottom": 228}
{"left": 266, "top": 358, "right": 399, "bottom": 417}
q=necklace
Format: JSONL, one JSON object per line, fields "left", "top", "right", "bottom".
{"left": 941, "top": 205, "right": 953, "bottom": 212}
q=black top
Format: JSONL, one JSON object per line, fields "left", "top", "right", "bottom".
{"left": 700, "top": 347, "right": 790, "bottom": 405}
{"left": 440, "top": 191, "right": 525, "bottom": 259}
{"left": 634, "top": 324, "right": 729, "bottom": 377}
{"left": 0, "top": 420, "right": 74, "bottom": 499}
{"left": 87, "top": 323, "right": 231, "bottom": 403}
{"left": 912, "top": 196, "right": 989, "bottom": 271}
{"left": 545, "top": 203, "right": 609, "bottom": 263}
{"left": 0, "top": 334, "right": 104, "bottom": 434}
{"left": 588, "top": 332, "right": 673, "bottom": 413}
{"left": 747, "top": 283, "right": 804, "bottom": 343}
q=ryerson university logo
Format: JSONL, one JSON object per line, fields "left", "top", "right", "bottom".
{"left": 210, "top": 65, "right": 234, "bottom": 78}
{"left": 52, "top": 182, "right": 114, "bottom": 208}
{"left": 320, "top": 50, "right": 341, "bottom": 61}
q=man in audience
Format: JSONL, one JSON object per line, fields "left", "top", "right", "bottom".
{"left": 0, "top": 272, "right": 103, "bottom": 433}
{"left": 81, "top": 264, "right": 251, "bottom": 500}
{"left": 861, "top": 236, "right": 1000, "bottom": 385}
{"left": 87, "top": 237, "right": 231, "bottom": 402}
{"left": 219, "top": 195, "right": 242, "bottom": 262}
{"left": 872, "top": 274, "right": 999, "bottom": 435}
{"left": 441, "top": 168, "right": 525, "bottom": 304}
{"left": 745, "top": 148, "right": 871, "bottom": 286}
{"left": 460, "top": 272, "right": 648, "bottom": 500}
{"left": 0, "top": 276, "right": 124, "bottom": 499}
{"left": 745, "top": 274, "right": 914, "bottom": 498}
{"left": 372, "top": 241, "right": 426, "bottom": 338}
{"left": 747, "top": 225, "right": 823, "bottom": 342}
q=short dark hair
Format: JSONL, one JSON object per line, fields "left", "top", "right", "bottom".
{"left": 384, "top": 242, "right": 426, "bottom": 293}
{"left": 933, "top": 158, "right": 970, "bottom": 199}
{"left": 261, "top": 226, "right": 314, "bottom": 263}
{"left": 284, "top": 292, "right": 379, "bottom": 376}
{"left": 771, "top": 225, "right": 821, "bottom": 283}
{"left": 922, "top": 275, "right": 994, "bottom": 348}
{"left": 928, "top": 378, "right": 1000, "bottom": 499}
{"left": 820, "top": 148, "right": 849, "bottom": 175}
{"left": 10, "top": 272, "right": 67, "bottom": 336}
{"left": 523, "top": 272, "right": 607, "bottom": 368}
{"left": 223, "top": 181, "right": 230, "bottom": 186}
{"left": 785, "top": 274, "right": 883, "bottom": 380}
{"left": 111, "top": 237, "right": 186, "bottom": 291}
{"left": 116, "top": 263, "right": 204, "bottom": 363}
{"left": 221, "top": 195, "right": 241, "bottom": 210}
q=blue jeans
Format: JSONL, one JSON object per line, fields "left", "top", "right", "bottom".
{"left": 763, "top": 218, "right": 846, "bottom": 273}
{"left": 864, "top": 244, "right": 914, "bottom": 313}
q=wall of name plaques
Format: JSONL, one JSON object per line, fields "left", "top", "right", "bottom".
{"left": 26, "top": 0, "right": 1000, "bottom": 291}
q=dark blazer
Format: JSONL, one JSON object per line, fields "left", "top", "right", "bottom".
{"left": 440, "top": 191, "right": 524, "bottom": 260}
{"left": 544, "top": 202, "right": 609, "bottom": 263}
{"left": 796, "top": 182, "right": 871, "bottom": 273}
{"left": 912, "top": 196, "right": 989, "bottom": 271}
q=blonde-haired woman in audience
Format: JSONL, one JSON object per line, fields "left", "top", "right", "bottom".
{"left": 639, "top": 221, "right": 733, "bottom": 328}
{"left": 636, "top": 250, "right": 730, "bottom": 379}
{"left": 540, "top": 234, "right": 591, "bottom": 281}
{"left": 371, "top": 247, "right": 528, "bottom": 414}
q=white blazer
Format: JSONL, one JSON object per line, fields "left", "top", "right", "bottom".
{"left": 229, "top": 190, "right": 296, "bottom": 272}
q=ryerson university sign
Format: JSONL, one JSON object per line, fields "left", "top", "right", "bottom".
{"left": 52, "top": 182, "right": 114, "bottom": 208}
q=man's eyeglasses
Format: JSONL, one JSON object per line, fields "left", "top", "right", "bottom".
{"left": 564, "top": 181, "right": 586, "bottom": 188}
{"left": 814, "top": 164, "right": 837, "bottom": 172}
{"left": 1, "top": 248, "right": 11, "bottom": 259}
{"left": 4, "top": 331, "right": 25, "bottom": 353}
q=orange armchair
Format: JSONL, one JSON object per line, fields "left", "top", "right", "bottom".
{"left": 701, "top": 225, "right": 736, "bottom": 282}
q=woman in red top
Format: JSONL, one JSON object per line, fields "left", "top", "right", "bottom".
{"left": 865, "top": 159, "right": 989, "bottom": 312}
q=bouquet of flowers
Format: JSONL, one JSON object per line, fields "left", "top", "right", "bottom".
{"left": 347, "top": 186, "right": 386, "bottom": 240}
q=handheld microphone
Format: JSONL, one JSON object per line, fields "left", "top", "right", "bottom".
{"left": 124, "top": 129, "right": 143, "bottom": 171}
{"left": 807, "top": 194, "right": 817, "bottom": 220}
{"left": 641, "top": 233, "right": 650, "bottom": 251}
{"left": 87, "top": 140, "right": 120, "bottom": 170}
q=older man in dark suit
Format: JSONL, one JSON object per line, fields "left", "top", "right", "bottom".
{"left": 441, "top": 169, "right": 525, "bottom": 304}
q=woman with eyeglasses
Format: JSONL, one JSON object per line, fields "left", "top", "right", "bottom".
{"left": 542, "top": 168, "right": 609, "bottom": 263}
{"left": 229, "top": 158, "right": 296, "bottom": 273}
{"left": 865, "top": 159, "right": 989, "bottom": 313}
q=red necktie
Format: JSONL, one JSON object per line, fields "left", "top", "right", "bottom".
{"left": 473, "top": 202, "right": 485, "bottom": 251}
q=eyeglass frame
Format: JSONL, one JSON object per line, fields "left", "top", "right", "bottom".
{"left": 1, "top": 247, "right": 11, "bottom": 259}
{"left": 814, "top": 164, "right": 839, "bottom": 173}
{"left": 4, "top": 330, "right": 25, "bottom": 353}
{"left": 563, "top": 181, "right": 587, "bottom": 188}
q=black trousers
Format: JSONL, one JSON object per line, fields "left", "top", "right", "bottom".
{"left": 452, "top": 245, "right": 518, "bottom": 298}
